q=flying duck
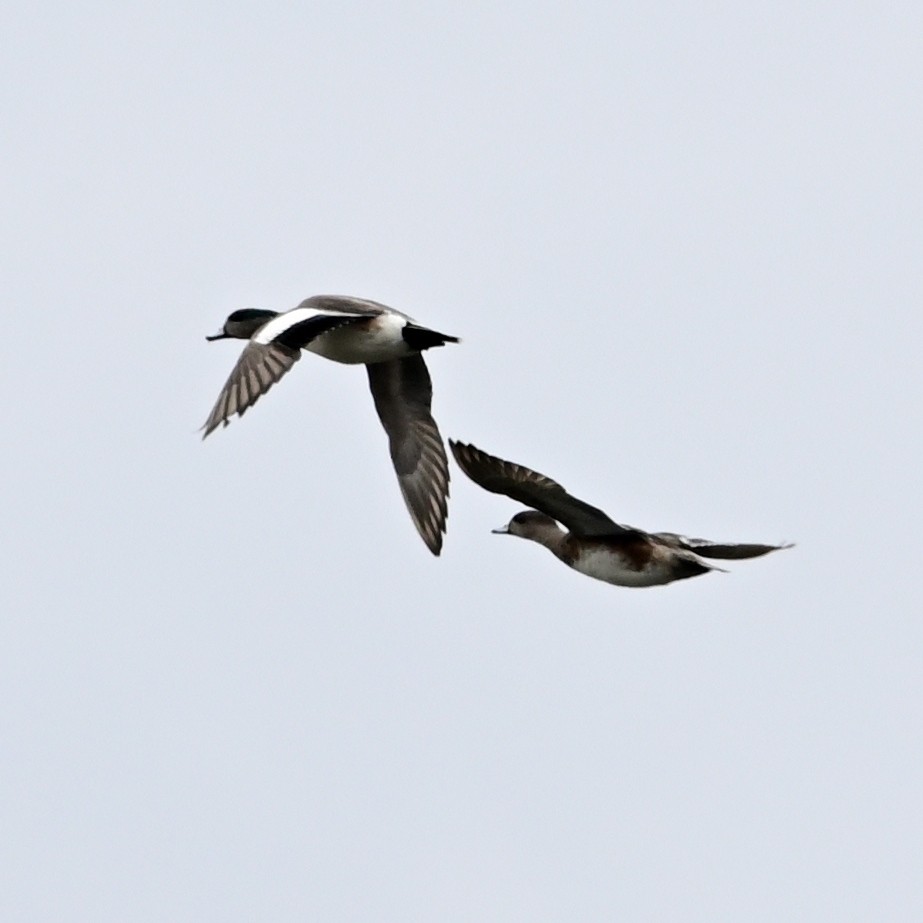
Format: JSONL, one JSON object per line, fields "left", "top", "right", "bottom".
{"left": 449, "top": 440, "right": 792, "bottom": 587}
{"left": 203, "top": 295, "right": 459, "bottom": 555}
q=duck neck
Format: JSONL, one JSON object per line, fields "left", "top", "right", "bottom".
{"left": 524, "top": 520, "right": 569, "bottom": 559}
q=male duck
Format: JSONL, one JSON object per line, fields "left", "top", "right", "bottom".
{"left": 204, "top": 295, "right": 459, "bottom": 555}
{"left": 449, "top": 441, "right": 792, "bottom": 587}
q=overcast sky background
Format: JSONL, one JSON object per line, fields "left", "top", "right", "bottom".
{"left": 2, "top": 2, "right": 921, "bottom": 920}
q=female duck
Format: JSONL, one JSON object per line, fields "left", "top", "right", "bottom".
{"left": 203, "top": 295, "right": 459, "bottom": 555}
{"left": 449, "top": 441, "right": 791, "bottom": 587}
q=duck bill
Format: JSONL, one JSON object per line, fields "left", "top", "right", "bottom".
{"left": 491, "top": 524, "right": 510, "bottom": 535}
{"left": 205, "top": 331, "right": 229, "bottom": 341}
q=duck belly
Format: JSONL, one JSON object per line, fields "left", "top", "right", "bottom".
{"left": 307, "top": 314, "right": 411, "bottom": 364}
{"left": 571, "top": 546, "right": 698, "bottom": 588}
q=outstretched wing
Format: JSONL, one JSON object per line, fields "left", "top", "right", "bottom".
{"left": 295, "top": 294, "right": 404, "bottom": 318}
{"left": 651, "top": 533, "right": 794, "bottom": 560}
{"left": 258, "top": 310, "right": 369, "bottom": 349}
{"left": 202, "top": 341, "right": 300, "bottom": 438}
{"left": 367, "top": 356, "right": 450, "bottom": 555}
{"left": 448, "top": 440, "right": 635, "bottom": 537}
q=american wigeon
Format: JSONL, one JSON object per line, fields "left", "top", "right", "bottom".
{"left": 203, "top": 295, "right": 459, "bottom": 555}
{"left": 449, "top": 441, "right": 792, "bottom": 587}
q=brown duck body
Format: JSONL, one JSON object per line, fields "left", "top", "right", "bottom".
{"left": 492, "top": 510, "right": 714, "bottom": 588}
{"left": 452, "top": 442, "right": 791, "bottom": 588}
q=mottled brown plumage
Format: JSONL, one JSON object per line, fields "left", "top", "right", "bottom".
{"left": 450, "top": 441, "right": 792, "bottom": 588}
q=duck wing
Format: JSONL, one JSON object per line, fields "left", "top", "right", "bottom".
{"left": 202, "top": 341, "right": 301, "bottom": 438}
{"left": 296, "top": 294, "right": 406, "bottom": 319}
{"left": 203, "top": 312, "right": 372, "bottom": 438}
{"left": 449, "top": 441, "right": 636, "bottom": 538}
{"left": 367, "top": 356, "right": 450, "bottom": 556}
{"left": 257, "top": 309, "right": 369, "bottom": 349}
{"left": 651, "top": 533, "right": 794, "bottom": 559}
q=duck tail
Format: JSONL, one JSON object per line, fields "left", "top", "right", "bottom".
{"left": 402, "top": 324, "right": 460, "bottom": 352}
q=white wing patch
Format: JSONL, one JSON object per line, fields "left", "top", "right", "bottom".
{"left": 254, "top": 307, "right": 366, "bottom": 345}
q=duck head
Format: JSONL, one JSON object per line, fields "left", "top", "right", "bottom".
{"left": 492, "top": 510, "right": 562, "bottom": 540}
{"left": 206, "top": 308, "right": 279, "bottom": 341}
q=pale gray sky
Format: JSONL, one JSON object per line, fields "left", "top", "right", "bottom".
{"left": 2, "top": 2, "right": 921, "bottom": 920}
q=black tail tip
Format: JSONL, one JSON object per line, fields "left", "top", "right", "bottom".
{"left": 403, "top": 326, "right": 460, "bottom": 351}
